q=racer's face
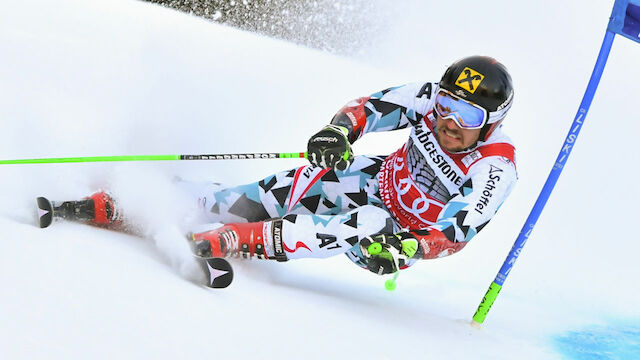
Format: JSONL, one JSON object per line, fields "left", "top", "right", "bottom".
{"left": 435, "top": 114, "right": 481, "bottom": 152}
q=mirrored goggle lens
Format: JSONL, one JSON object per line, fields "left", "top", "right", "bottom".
{"left": 435, "top": 91, "right": 487, "bottom": 129}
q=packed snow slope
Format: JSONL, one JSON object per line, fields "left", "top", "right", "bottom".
{"left": 1, "top": 1, "right": 639, "bottom": 359}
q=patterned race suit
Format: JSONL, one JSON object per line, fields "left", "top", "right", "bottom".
{"left": 183, "top": 81, "right": 517, "bottom": 269}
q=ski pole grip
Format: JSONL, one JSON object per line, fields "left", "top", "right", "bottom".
{"left": 368, "top": 242, "right": 383, "bottom": 255}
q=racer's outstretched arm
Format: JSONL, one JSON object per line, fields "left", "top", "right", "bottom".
{"left": 360, "top": 156, "right": 517, "bottom": 273}
{"left": 330, "top": 82, "right": 437, "bottom": 142}
{"left": 307, "top": 82, "right": 437, "bottom": 170}
{"left": 410, "top": 157, "right": 518, "bottom": 259}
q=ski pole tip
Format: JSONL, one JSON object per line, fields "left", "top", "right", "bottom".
{"left": 384, "top": 278, "right": 397, "bottom": 291}
{"left": 470, "top": 320, "right": 483, "bottom": 329}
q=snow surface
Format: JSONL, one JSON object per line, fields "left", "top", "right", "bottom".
{"left": 1, "top": 1, "right": 639, "bottom": 359}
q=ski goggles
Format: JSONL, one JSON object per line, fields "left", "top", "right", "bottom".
{"left": 434, "top": 89, "right": 488, "bottom": 129}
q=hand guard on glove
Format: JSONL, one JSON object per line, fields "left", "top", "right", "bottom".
{"left": 360, "top": 232, "right": 419, "bottom": 275}
{"left": 307, "top": 124, "right": 354, "bottom": 171}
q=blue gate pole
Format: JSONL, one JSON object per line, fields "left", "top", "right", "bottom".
{"left": 471, "top": 30, "right": 616, "bottom": 326}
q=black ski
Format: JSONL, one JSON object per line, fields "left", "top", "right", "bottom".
{"left": 36, "top": 196, "right": 96, "bottom": 228}
{"left": 36, "top": 196, "right": 54, "bottom": 228}
{"left": 186, "top": 231, "right": 234, "bottom": 288}
{"left": 195, "top": 257, "right": 234, "bottom": 288}
{"left": 36, "top": 196, "right": 234, "bottom": 288}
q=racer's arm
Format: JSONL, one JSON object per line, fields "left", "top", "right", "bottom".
{"left": 410, "top": 156, "right": 518, "bottom": 259}
{"left": 360, "top": 156, "right": 517, "bottom": 273}
{"left": 330, "top": 82, "right": 437, "bottom": 143}
{"left": 307, "top": 82, "right": 437, "bottom": 169}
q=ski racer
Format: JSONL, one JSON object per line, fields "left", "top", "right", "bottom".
{"left": 47, "top": 55, "right": 517, "bottom": 276}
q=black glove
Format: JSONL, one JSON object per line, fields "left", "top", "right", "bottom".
{"left": 307, "top": 124, "right": 354, "bottom": 171}
{"left": 360, "top": 233, "right": 418, "bottom": 275}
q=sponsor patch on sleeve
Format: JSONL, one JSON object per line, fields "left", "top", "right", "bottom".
{"left": 462, "top": 150, "right": 483, "bottom": 167}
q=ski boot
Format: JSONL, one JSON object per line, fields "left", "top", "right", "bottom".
{"left": 188, "top": 222, "right": 268, "bottom": 259}
{"left": 37, "top": 191, "right": 122, "bottom": 228}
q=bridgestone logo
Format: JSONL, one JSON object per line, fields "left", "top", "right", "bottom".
{"left": 414, "top": 123, "right": 463, "bottom": 186}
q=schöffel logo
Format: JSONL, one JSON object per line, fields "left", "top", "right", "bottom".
{"left": 455, "top": 67, "right": 484, "bottom": 93}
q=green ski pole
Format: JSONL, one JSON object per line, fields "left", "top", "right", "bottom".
{"left": 0, "top": 152, "right": 308, "bottom": 165}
